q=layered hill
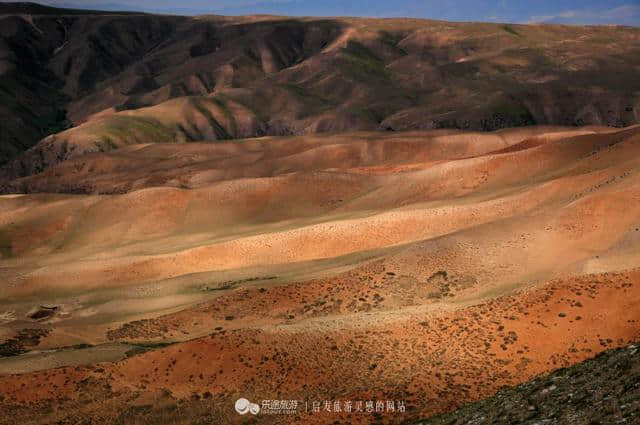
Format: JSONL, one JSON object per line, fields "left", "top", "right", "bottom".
{"left": 0, "top": 125, "right": 639, "bottom": 424}
{"left": 1, "top": 2, "right": 640, "bottom": 171}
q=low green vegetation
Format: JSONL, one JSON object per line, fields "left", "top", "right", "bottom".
{"left": 0, "top": 329, "right": 50, "bottom": 357}
{"left": 99, "top": 116, "right": 175, "bottom": 145}
{"left": 124, "top": 341, "right": 174, "bottom": 358}
{"left": 481, "top": 101, "right": 536, "bottom": 130}
{"left": 338, "top": 40, "right": 389, "bottom": 81}
{"left": 502, "top": 25, "right": 522, "bottom": 37}
{"left": 200, "top": 276, "right": 278, "bottom": 292}
{"left": 38, "top": 109, "right": 71, "bottom": 136}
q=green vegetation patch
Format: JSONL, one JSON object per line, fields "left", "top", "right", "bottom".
{"left": 0, "top": 328, "right": 51, "bottom": 357}
{"left": 98, "top": 115, "right": 175, "bottom": 146}
{"left": 502, "top": 25, "right": 522, "bottom": 38}
{"left": 481, "top": 100, "right": 536, "bottom": 130}
{"left": 338, "top": 40, "right": 389, "bottom": 81}
{"left": 200, "top": 276, "right": 277, "bottom": 292}
{"left": 124, "top": 341, "right": 174, "bottom": 358}
{"left": 38, "top": 109, "right": 71, "bottom": 137}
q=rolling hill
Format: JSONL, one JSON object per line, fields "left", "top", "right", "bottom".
{"left": 1, "top": 124, "right": 640, "bottom": 424}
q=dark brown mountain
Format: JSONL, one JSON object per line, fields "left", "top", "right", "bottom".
{"left": 1, "top": 2, "right": 639, "bottom": 176}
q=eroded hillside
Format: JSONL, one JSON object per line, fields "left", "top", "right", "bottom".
{"left": 1, "top": 2, "right": 640, "bottom": 171}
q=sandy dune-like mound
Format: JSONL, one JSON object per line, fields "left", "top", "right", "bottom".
{"left": 0, "top": 125, "right": 639, "bottom": 424}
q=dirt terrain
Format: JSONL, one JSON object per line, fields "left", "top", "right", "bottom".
{"left": 0, "top": 123, "right": 639, "bottom": 424}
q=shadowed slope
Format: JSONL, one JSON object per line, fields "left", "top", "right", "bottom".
{"left": 1, "top": 4, "right": 640, "bottom": 169}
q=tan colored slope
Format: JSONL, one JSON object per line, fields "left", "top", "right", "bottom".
{"left": 1, "top": 126, "right": 637, "bottom": 294}
{"left": 3, "top": 125, "right": 608, "bottom": 194}
{"left": 0, "top": 125, "right": 637, "bottom": 354}
{"left": 1, "top": 126, "right": 640, "bottom": 424}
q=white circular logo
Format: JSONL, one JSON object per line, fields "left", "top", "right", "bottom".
{"left": 249, "top": 402, "right": 261, "bottom": 415}
{"left": 235, "top": 398, "right": 260, "bottom": 415}
{"left": 235, "top": 398, "right": 250, "bottom": 415}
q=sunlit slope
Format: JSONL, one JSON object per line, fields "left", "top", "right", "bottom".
{"left": 1, "top": 126, "right": 638, "bottom": 296}
{"left": 1, "top": 126, "right": 640, "bottom": 424}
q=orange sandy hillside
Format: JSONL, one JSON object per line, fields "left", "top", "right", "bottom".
{"left": 0, "top": 125, "right": 640, "bottom": 424}
{"left": 0, "top": 269, "right": 638, "bottom": 424}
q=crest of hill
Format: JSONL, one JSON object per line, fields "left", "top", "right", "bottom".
{"left": 0, "top": 2, "right": 144, "bottom": 15}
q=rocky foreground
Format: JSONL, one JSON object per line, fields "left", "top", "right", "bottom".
{"left": 413, "top": 342, "right": 639, "bottom": 425}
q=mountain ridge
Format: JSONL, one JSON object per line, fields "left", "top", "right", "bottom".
{"left": 1, "top": 4, "right": 639, "bottom": 175}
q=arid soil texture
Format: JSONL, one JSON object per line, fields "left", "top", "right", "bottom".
{"left": 1, "top": 124, "right": 640, "bottom": 424}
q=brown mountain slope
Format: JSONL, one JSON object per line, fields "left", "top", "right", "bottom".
{"left": 1, "top": 3, "right": 640, "bottom": 171}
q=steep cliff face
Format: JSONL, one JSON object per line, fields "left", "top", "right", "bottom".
{"left": 1, "top": 3, "right": 640, "bottom": 175}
